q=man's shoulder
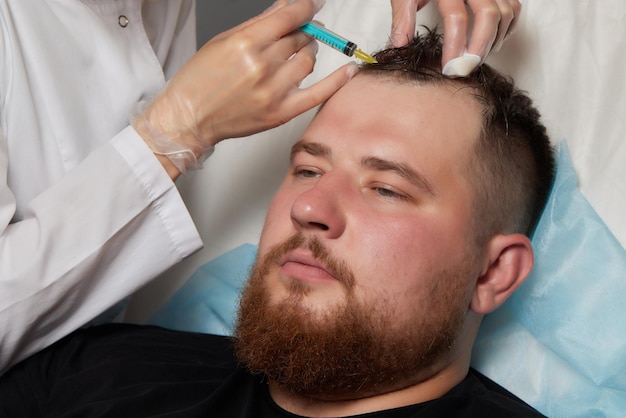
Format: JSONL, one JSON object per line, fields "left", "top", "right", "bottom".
{"left": 29, "top": 323, "right": 237, "bottom": 382}
{"left": 0, "top": 324, "right": 240, "bottom": 417}
{"left": 62, "top": 323, "right": 235, "bottom": 363}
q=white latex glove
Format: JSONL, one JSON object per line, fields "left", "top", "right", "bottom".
{"left": 134, "top": 0, "right": 357, "bottom": 177}
{"left": 389, "top": 0, "right": 522, "bottom": 75}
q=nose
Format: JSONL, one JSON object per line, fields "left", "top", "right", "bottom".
{"left": 290, "top": 175, "right": 347, "bottom": 239}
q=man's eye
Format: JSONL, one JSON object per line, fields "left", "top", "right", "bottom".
{"left": 293, "top": 167, "right": 320, "bottom": 178}
{"left": 374, "top": 187, "right": 407, "bottom": 201}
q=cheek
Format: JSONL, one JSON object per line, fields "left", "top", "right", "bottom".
{"left": 350, "top": 216, "right": 466, "bottom": 300}
{"left": 350, "top": 222, "right": 426, "bottom": 296}
{"left": 358, "top": 218, "right": 447, "bottom": 269}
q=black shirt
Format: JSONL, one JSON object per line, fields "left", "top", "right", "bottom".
{"left": 0, "top": 324, "right": 545, "bottom": 417}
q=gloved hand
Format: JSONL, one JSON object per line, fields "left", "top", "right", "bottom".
{"left": 389, "top": 0, "right": 521, "bottom": 75}
{"left": 133, "top": 0, "right": 356, "bottom": 176}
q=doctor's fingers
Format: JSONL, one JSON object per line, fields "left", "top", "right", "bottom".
{"left": 440, "top": 0, "right": 521, "bottom": 65}
{"left": 389, "top": 0, "right": 432, "bottom": 47}
{"left": 266, "top": 29, "right": 319, "bottom": 61}
{"left": 467, "top": 0, "right": 522, "bottom": 54}
{"left": 265, "top": 41, "right": 358, "bottom": 124}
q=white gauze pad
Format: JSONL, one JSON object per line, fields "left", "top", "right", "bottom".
{"left": 442, "top": 52, "right": 481, "bottom": 77}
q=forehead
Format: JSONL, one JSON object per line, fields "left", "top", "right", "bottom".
{"left": 303, "top": 74, "right": 483, "bottom": 166}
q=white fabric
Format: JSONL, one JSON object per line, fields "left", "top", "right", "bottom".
{"left": 130, "top": 0, "right": 626, "bottom": 321}
{"left": 0, "top": 0, "right": 202, "bottom": 372}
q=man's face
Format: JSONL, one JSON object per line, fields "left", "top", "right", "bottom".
{"left": 235, "top": 75, "right": 485, "bottom": 399}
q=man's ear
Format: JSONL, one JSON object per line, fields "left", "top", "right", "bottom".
{"left": 470, "top": 234, "right": 534, "bottom": 315}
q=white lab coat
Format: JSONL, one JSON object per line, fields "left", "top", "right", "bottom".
{"left": 0, "top": 0, "right": 202, "bottom": 372}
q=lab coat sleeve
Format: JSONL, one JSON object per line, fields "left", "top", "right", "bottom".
{"left": 0, "top": 127, "right": 203, "bottom": 373}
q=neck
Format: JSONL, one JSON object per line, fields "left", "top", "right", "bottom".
{"left": 268, "top": 358, "right": 471, "bottom": 417}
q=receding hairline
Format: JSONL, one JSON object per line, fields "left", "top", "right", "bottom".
{"left": 352, "top": 70, "right": 488, "bottom": 111}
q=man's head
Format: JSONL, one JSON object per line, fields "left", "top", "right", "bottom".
{"left": 234, "top": 29, "right": 555, "bottom": 411}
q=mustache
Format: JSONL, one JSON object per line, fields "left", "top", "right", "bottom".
{"left": 261, "top": 233, "right": 355, "bottom": 290}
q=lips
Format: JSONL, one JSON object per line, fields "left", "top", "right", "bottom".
{"left": 279, "top": 248, "right": 338, "bottom": 283}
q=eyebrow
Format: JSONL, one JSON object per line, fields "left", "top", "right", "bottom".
{"left": 362, "top": 156, "right": 436, "bottom": 197}
{"left": 290, "top": 141, "right": 436, "bottom": 197}
{"left": 290, "top": 141, "right": 331, "bottom": 162}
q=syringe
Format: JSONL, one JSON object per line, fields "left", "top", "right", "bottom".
{"left": 299, "top": 22, "right": 377, "bottom": 64}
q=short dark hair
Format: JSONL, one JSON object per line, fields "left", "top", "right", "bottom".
{"left": 359, "top": 28, "right": 555, "bottom": 245}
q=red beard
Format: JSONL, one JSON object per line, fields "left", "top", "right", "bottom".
{"left": 233, "top": 233, "right": 468, "bottom": 401}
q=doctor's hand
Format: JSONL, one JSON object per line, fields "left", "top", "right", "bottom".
{"left": 389, "top": 0, "right": 521, "bottom": 71}
{"left": 134, "top": 0, "right": 355, "bottom": 177}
